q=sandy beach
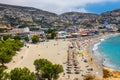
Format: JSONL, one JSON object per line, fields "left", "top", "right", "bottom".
{"left": 6, "top": 32, "right": 120, "bottom": 80}
{"left": 5, "top": 38, "right": 99, "bottom": 80}
{"left": 6, "top": 39, "right": 70, "bottom": 71}
{"left": 84, "top": 33, "right": 120, "bottom": 78}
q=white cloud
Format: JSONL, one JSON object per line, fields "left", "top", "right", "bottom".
{"left": 0, "top": 0, "right": 119, "bottom": 14}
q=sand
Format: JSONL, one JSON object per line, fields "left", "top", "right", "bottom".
{"left": 6, "top": 32, "right": 120, "bottom": 80}
{"left": 6, "top": 39, "right": 70, "bottom": 76}
{"left": 5, "top": 39, "right": 93, "bottom": 80}
{"left": 5, "top": 38, "right": 100, "bottom": 80}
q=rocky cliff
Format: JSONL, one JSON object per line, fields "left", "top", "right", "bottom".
{"left": 101, "top": 67, "right": 120, "bottom": 80}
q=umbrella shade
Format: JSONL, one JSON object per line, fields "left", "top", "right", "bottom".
{"left": 75, "top": 71, "right": 80, "bottom": 74}
{"left": 74, "top": 66, "right": 79, "bottom": 68}
{"left": 67, "top": 71, "right": 72, "bottom": 74}
{"left": 66, "top": 68, "right": 71, "bottom": 71}
{"left": 67, "top": 66, "right": 72, "bottom": 68}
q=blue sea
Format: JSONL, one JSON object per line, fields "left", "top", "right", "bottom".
{"left": 94, "top": 35, "right": 120, "bottom": 71}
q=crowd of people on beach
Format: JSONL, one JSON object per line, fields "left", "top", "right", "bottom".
{"left": 64, "top": 38, "right": 94, "bottom": 80}
{"left": 6, "top": 31, "right": 119, "bottom": 80}
{"left": 64, "top": 32, "right": 118, "bottom": 79}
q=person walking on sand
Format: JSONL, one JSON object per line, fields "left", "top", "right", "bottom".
{"left": 91, "top": 58, "right": 93, "bottom": 62}
{"left": 68, "top": 75, "right": 70, "bottom": 79}
{"left": 63, "top": 73, "right": 65, "bottom": 77}
{"left": 21, "top": 56, "right": 23, "bottom": 59}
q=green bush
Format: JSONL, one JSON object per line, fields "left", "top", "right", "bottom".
{"left": 13, "top": 35, "right": 21, "bottom": 40}
{"left": 34, "top": 58, "right": 64, "bottom": 80}
{"left": 0, "top": 40, "right": 23, "bottom": 67}
{"left": 2, "top": 34, "right": 10, "bottom": 41}
{"left": 32, "top": 35, "right": 40, "bottom": 43}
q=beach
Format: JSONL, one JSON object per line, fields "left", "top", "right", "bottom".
{"left": 6, "top": 32, "right": 120, "bottom": 80}
{"left": 6, "top": 39, "right": 70, "bottom": 71}
{"left": 85, "top": 33, "right": 120, "bottom": 78}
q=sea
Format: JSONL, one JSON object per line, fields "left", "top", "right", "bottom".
{"left": 93, "top": 35, "right": 120, "bottom": 71}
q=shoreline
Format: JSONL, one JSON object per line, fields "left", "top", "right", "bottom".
{"left": 86, "top": 32, "right": 120, "bottom": 77}
{"left": 5, "top": 32, "right": 120, "bottom": 80}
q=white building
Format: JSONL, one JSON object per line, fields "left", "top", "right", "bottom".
{"left": 57, "top": 31, "right": 66, "bottom": 38}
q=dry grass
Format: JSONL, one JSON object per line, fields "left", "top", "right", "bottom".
{"left": 84, "top": 74, "right": 97, "bottom": 80}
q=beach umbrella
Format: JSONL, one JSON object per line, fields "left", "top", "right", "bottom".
{"left": 75, "top": 71, "right": 80, "bottom": 74}
{"left": 67, "top": 71, "right": 72, "bottom": 74}
{"left": 78, "top": 50, "right": 84, "bottom": 55}
{"left": 74, "top": 66, "right": 79, "bottom": 68}
{"left": 67, "top": 63, "right": 72, "bottom": 66}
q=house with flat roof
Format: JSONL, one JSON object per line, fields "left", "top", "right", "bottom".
{"left": 106, "top": 24, "right": 118, "bottom": 32}
{"left": 8, "top": 27, "right": 30, "bottom": 38}
{"left": 57, "top": 31, "right": 66, "bottom": 39}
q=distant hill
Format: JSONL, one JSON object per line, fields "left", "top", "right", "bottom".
{"left": 0, "top": 3, "right": 120, "bottom": 29}
{"left": 0, "top": 3, "right": 58, "bottom": 28}
{"left": 59, "top": 12, "right": 99, "bottom": 27}
{"left": 101, "top": 9, "right": 120, "bottom": 25}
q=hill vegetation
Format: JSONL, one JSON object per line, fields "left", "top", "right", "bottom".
{"left": 0, "top": 3, "right": 120, "bottom": 29}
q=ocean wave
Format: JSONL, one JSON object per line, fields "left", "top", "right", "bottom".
{"left": 92, "top": 38, "right": 105, "bottom": 51}
{"left": 93, "top": 35, "right": 120, "bottom": 71}
{"left": 103, "top": 58, "right": 120, "bottom": 71}
{"left": 100, "top": 38, "right": 105, "bottom": 41}
{"left": 92, "top": 42, "right": 100, "bottom": 51}
{"left": 93, "top": 48, "right": 120, "bottom": 71}
{"left": 93, "top": 49, "right": 104, "bottom": 65}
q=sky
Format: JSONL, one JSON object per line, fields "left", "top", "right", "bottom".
{"left": 0, "top": 0, "right": 120, "bottom": 14}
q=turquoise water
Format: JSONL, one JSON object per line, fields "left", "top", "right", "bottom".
{"left": 98, "top": 35, "right": 120, "bottom": 71}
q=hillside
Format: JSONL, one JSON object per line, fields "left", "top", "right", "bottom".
{"left": 59, "top": 12, "right": 99, "bottom": 27}
{"left": 101, "top": 9, "right": 120, "bottom": 25}
{"left": 0, "top": 3, "right": 120, "bottom": 29}
{"left": 0, "top": 3, "right": 58, "bottom": 28}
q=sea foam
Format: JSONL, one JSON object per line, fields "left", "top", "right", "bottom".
{"left": 103, "top": 58, "right": 120, "bottom": 71}
{"left": 97, "top": 36, "right": 120, "bottom": 71}
{"left": 92, "top": 38, "right": 104, "bottom": 51}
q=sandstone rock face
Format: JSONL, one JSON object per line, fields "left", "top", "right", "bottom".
{"left": 102, "top": 67, "right": 120, "bottom": 80}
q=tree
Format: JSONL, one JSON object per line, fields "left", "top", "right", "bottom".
{"left": 34, "top": 58, "right": 64, "bottom": 80}
{"left": 45, "top": 28, "right": 57, "bottom": 39}
{"left": 2, "top": 34, "right": 10, "bottom": 41}
{"left": 13, "top": 35, "right": 21, "bottom": 40}
{"left": 24, "top": 36, "right": 29, "bottom": 42}
{"left": 0, "top": 40, "right": 23, "bottom": 67}
{"left": 0, "top": 37, "right": 2, "bottom": 41}
{"left": 34, "top": 59, "right": 52, "bottom": 72}
{"left": 0, "top": 68, "right": 5, "bottom": 80}
{"left": 4, "top": 40, "right": 23, "bottom": 51}
{"left": 42, "top": 63, "right": 54, "bottom": 80}
{"left": 52, "top": 64, "right": 64, "bottom": 79}
{"left": 0, "top": 67, "right": 8, "bottom": 80}
{"left": 51, "top": 31, "right": 57, "bottom": 39}
{"left": 9, "top": 67, "right": 37, "bottom": 80}
{"left": 117, "top": 26, "right": 120, "bottom": 32}
{"left": 0, "top": 47, "right": 13, "bottom": 67}
{"left": 46, "top": 33, "right": 52, "bottom": 39}
{"left": 0, "top": 53, "right": 12, "bottom": 67}
{"left": 1, "top": 47, "right": 14, "bottom": 56}
{"left": 32, "top": 35, "right": 40, "bottom": 43}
